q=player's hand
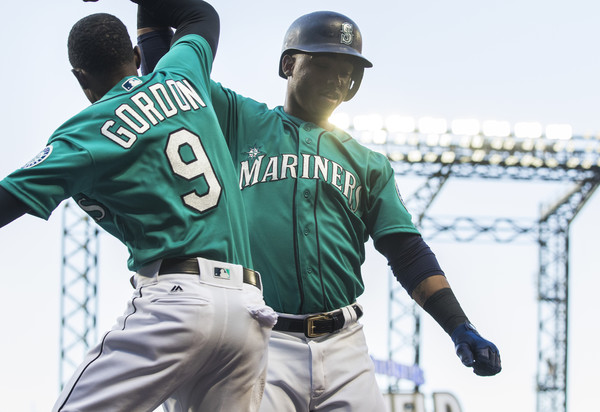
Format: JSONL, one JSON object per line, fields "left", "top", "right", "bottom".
{"left": 450, "top": 322, "right": 501, "bottom": 376}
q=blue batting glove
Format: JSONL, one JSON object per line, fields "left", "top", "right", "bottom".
{"left": 450, "top": 322, "right": 501, "bottom": 376}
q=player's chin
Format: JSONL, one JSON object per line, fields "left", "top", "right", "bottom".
{"left": 320, "top": 91, "right": 343, "bottom": 103}
{"left": 316, "top": 95, "right": 343, "bottom": 113}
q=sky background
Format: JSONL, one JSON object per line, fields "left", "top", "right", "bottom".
{"left": 1, "top": 1, "right": 599, "bottom": 411}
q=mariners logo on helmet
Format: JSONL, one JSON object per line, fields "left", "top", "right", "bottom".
{"left": 22, "top": 145, "right": 53, "bottom": 169}
{"left": 340, "top": 23, "right": 353, "bottom": 46}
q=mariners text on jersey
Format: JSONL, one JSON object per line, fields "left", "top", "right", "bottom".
{"left": 101, "top": 78, "right": 206, "bottom": 148}
{"left": 240, "top": 153, "right": 363, "bottom": 212}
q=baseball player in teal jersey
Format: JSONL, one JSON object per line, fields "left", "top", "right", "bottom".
{"left": 139, "top": 9, "right": 501, "bottom": 412}
{"left": 0, "top": 0, "right": 276, "bottom": 411}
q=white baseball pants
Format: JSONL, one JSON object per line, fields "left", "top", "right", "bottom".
{"left": 260, "top": 318, "right": 385, "bottom": 411}
{"left": 53, "top": 257, "right": 275, "bottom": 412}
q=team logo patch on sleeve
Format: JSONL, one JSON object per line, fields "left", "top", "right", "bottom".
{"left": 22, "top": 145, "right": 53, "bottom": 169}
{"left": 214, "top": 268, "right": 231, "bottom": 279}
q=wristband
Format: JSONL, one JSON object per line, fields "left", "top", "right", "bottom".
{"left": 423, "top": 288, "right": 468, "bottom": 335}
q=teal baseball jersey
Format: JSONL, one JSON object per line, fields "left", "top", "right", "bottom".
{"left": 0, "top": 35, "right": 251, "bottom": 271}
{"left": 211, "top": 83, "right": 420, "bottom": 314}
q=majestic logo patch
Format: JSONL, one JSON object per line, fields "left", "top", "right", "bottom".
{"left": 214, "top": 268, "right": 231, "bottom": 279}
{"left": 340, "top": 23, "right": 354, "bottom": 45}
{"left": 242, "top": 144, "right": 265, "bottom": 160}
{"left": 122, "top": 77, "right": 143, "bottom": 91}
{"left": 22, "top": 145, "right": 53, "bottom": 169}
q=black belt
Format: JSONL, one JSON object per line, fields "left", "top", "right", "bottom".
{"left": 159, "top": 257, "right": 261, "bottom": 290}
{"left": 273, "top": 304, "right": 363, "bottom": 338}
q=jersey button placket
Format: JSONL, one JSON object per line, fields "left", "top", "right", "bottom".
{"left": 304, "top": 123, "right": 314, "bottom": 145}
{"left": 296, "top": 124, "right": 319, "bottom": 300}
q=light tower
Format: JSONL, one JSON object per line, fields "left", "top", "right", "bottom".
{"left": 334, "top": 112, "right": 600, "bottom": 412}
{"left": 59, "top": 201, "right": 99, "bottom": 389}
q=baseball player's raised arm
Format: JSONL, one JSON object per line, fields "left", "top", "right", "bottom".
{"left": 0, "top": 186, "right": 31, "bottom": 228}
{"left": 135, "top": 0, "right": 217, "bottom": 74}
{"left": 376, "top": 232, "right": 502, "bottom": 376}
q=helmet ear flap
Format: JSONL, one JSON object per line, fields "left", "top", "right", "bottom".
{"left": 344, "top": 67, "right": 364, "bottom": 101}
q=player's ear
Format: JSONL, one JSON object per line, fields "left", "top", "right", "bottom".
{"left": 71, "top": 68, "right": 96, "bottom": 103}
{"left": 133, "top": 45, "right": 142, "bottom": 70}
{"left": 71, "top": 68, "right": 90, "bottom": 90}
{"left": 281, "top": 54, "right": 295, "bottom": 78}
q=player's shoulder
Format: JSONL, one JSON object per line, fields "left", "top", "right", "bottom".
{"left": 335, "top": 127, "right": 385, "bottom": 154}
{"left": 49, "top": 104, "right": 101, "bottom": 140}
{"left": 171, "top": 33, "right": 210, "bottom": 49}
{"left": 156, "top": 34, "right": 214, "bottom": 78}
{"left": 330, "top": 126, "right": 353, "bottom": 143}
{"left": 347, "top": 134, "right": 392, "bottom": 168}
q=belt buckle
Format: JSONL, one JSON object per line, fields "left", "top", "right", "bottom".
{"left": 304, "top": 314, "right": 330, "bottom": 338}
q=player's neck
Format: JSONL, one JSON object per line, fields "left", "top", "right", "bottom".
{"left": 283, "top": 103, "right": 333, "bottom": 131}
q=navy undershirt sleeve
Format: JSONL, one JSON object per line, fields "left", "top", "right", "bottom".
{"left": 376, "top": 233, "right": 470, "bottom": 335}
{"left": 0, "top": 186, "right": 31, "bottom": 228}
{"left": 137, "top": 0, "right": 219, "bottom": 72}
{"left": 375, "top": 232, "right": 445, "bottom": 296}
{"left": 138, "top": 29, "right": 173, "bottom": 76}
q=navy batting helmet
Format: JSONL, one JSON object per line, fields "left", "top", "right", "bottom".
{"left": 279, "top": 11, "right": 372, "bottom": 101}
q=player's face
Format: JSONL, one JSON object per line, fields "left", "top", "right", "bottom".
{"left": 284, "top": 53, "right": 355, "bottom": 128}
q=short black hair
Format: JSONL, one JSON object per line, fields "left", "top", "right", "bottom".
{"left": 68, "top": 13, "right": 134, "bottom": 76}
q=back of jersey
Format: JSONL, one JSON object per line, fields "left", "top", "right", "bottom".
{"left": 2, "top": 34, "right": 251, "bottom": 271}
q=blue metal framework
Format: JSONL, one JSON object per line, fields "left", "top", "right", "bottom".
{"left": 59, "top": 200, "right": 99, "bottom": 389}
{"left": 355, "top": 125, "right": 600, "bottom": 412}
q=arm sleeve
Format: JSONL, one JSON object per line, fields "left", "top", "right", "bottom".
{"left": 376, "top": 232, "right": 469, "bottom": 335}
{"left": 138, "top": 29, "right": 174, "bottom": 75}
{"left": 423, "top": 288, "right": 469, "bottom": 335}
{"left": 0, "top": 186, "right": 31, "bottom": 228}
{"left": 137, "top": 0, "right": 219, "bottom": 64}
{"left": 374, "top": 232, "right": 445, "bottom": 296}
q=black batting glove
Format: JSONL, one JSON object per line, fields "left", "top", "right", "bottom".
{"left": 450, "top": 322, "right": 501, "bottom": 376}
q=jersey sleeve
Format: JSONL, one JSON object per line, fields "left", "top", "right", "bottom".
{"left": 364, "top": 151, "right": 420, "bottom": 242}
{"left": 154, "top": 34, "right": 213, "bottom": 90}
{"left": 210, "top": 81, "right": 237, "bottom": 148}
{"left": 0, "top": 140, "right": 94, "bottom": 220}
{"left": 209, "top": 81, "right": 274, "bottom": 158}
